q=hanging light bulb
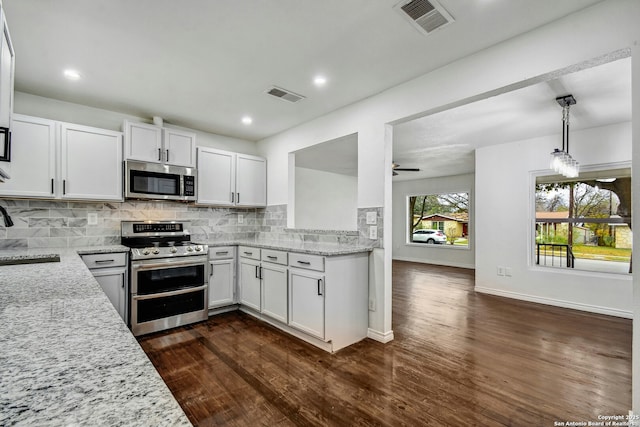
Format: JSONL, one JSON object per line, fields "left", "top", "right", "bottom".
{"left": 549, "top": 95, "right": 579, "bottom": 178}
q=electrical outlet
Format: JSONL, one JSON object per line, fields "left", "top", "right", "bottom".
{"left": 87, "top": 212, "right": 98, "bottom": 226}
{"left": 369, "top": 226, "right": 377, "bottom": 240}
{"left": 237, "top": 214, "right": 244, "bottom": 224}
{"left": 497, "top": 266, "right": 505, "bottom": 276}
{"left": 366, "top": 211, "right": 377, "bottom": 225}
{"left": 505, "top": 267, "right": 512, "bottom": 277}
{"left": 369, "top": 299, "right": 375, "bottom": 311}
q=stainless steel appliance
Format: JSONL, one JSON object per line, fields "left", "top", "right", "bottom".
{"left": 121, "top": 220, "right": 208, "bottom": 336}
{"left": 124, "top": 160, "right": 196, "bottom": 202}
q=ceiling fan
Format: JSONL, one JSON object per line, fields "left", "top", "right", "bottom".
{"left": 392, "top": 162, "right": 420, "bottom": 176}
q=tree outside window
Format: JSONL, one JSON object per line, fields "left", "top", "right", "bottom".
{"left": 408, "top": 192, "right": 469, "bottom": 247}
{"left": 535, "top": 167, "right": 631, "bottom": 274}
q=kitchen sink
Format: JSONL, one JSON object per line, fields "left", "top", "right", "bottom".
{"left": 0, "top": 254, "right": 61, "bottom": 266}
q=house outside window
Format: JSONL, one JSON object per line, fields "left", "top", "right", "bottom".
{"left": 408, "top": 192, "right": 469, "bottom": 247}
{"left": 534, "top": 166, "right": 631, "bottom": 274}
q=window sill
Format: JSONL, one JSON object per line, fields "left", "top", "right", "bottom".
{"left": 405, "top": 242, "right": 470, "bottom": 251}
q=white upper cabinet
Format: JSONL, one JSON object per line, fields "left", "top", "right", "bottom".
{"left": 123, "top": 120, "right": 196, "bottom": 167}
{"left": 60, "top": 122, "right": 123, "bottom": 201}
{"left": 0, "top": 6, "right": 15, "bottom": 130}
{"left": 236, "top": 154, "right": 266, "bottom": 207}
{"left": 0, "top": 115, "right": 123, "bottom": 201}
{"left": 197, "top": 147, "right": 266, "bottom": 207}
{"left": 197, "top": 147, "right": 235, "bottom": 206}
{"left": 0, "top": 115, "right": 56, "bottom": 198}
{"left": 123, "top": 121, "right": 162, "bottom": 163}
{"left": 163, "top": 128, "right": 196, "bottom": 167}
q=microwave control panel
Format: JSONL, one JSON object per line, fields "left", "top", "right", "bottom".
{"left": 184, "top": 175, "right": 195, "bottom": 197}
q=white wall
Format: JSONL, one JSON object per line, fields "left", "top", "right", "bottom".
{"left": 475, "top": 122, "right": 632, "bottom": 317}
{"left": 294, "top": 167, "right": 357, "bottom": 230}
{"left": 392, "top": 174, "right": 474, "bottom": 269}
{"left": 14, "top": 92, "right": 259, "bottom": 155}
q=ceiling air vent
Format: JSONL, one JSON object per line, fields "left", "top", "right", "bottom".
{"left": 395, "top": 0, "right": 454, "bottom": 36}
{"left": 266, "top": 86, "right": 306, "bottom": 103}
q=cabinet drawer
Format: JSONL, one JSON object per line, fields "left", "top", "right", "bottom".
{"left": 81, "top": 252, "right": 127, "bottom": 269}
{"left": 289, "top": 253, "right": 324, "bottom": 272}
{"left": 238, "top": 246, "right": 260, "bottom": 260}
{"left": 209, "top": 246, "right": 235, "bottom": 260}
{"left": 261, "top": 249, "right": 288, "bottom": 265}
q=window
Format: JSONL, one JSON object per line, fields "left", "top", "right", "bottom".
{"left": 408, "top": 192, "right": 469, "bottom": 247}
{"left": 534, "top": 167, "right": 631, "bottom": 274}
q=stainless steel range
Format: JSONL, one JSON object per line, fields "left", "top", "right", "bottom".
{"left": 121, "top": 220, "right": 209, "bottom": 336}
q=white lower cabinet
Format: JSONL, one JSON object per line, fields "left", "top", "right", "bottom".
{"left": 237, "top": 246, "right": 369, "bottom": 352}
{"left": 261, "top": 262, "right": 288, "bottom": 324}
{"left": 238, "top": 256, "right": 261, "bottom": 311}
{"left": 81, "top": 252, "right": 128, "bottom": 324}
{"left": 208, "top": 246, "right": 236, "bottom": 308}
{"left": 288, "top": 268, "right": 324, "bottom": 339}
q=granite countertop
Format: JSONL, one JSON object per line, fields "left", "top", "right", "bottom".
{"left": 0, "top": 246, "right": 190, "bottom": 426}
{"left": 203, "top": 239, "right": 374, "bottom": 256}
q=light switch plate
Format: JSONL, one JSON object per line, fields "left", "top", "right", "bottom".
{"left": 366, "top": 211, "right": 377, "bottom": 225}
{"left": 87, "top": 212, "right": 98, "bottom": 226}
{"left": 237, "top": 214, "right": 244, "bottom": 224}
{"left": 369, "top": 226, "right": 377, "bottom": 240}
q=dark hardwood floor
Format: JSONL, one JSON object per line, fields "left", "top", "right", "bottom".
{"left": 138, "top": 261, "right": 631, "bottom": 426}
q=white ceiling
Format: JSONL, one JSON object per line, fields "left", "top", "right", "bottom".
{"left": 3, "top": 0, "right": 604, "bottom": 142}
{"left": 392, "top": 56, "right": 632, "bottom": 181}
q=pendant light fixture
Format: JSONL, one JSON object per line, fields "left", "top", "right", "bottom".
{"left": 550, "top": 94, "right": 579, "bottom": 178}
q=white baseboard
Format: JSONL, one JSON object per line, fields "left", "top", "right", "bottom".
{"left": 367, "top": 328, "right": 394, "bottom": 343}
{"left": 475, "top": 286, "right": 633, "bottom": 319}
{"left": 392, "top": 255, "right": 475, "bottom": 270}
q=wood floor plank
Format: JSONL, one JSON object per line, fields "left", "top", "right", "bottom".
{"left": 138, "top": 261, "right": 631, "bottom": 426}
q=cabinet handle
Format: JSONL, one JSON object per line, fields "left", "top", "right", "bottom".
{"left": 317, "top": 279, "right": 323, "bottom": 296}
{"left": 267, "top": 255, "right": 277, "bottom": 260}
{"left": 51, "top": 178, "right": 54, "bottom": 194}
{"left": 158, "top": 148, "right": 162, "bottom": 161}
{"left": 231, "top": 192, "right": 235, "bottom": 203}
{"left": 237, "top": 193, "right": 240, "bottom": 204}
{"left": 94, "top": 259, "right": 115, "bottom": 264}
{"left": 216, "top": 251, "right": 229, "bottom": 255}
{"left": 297, "top": 260, "right": 311, "bottom": 265}
{"left": 255, "top": 265, "right": 259, "bottom": 278}
{"left": 259, "top": 266, "right": 263, "bottom": 280}
{"left": 63, "top": 180, "right": 66, "bottom": 195}
{"left": 244, "top": 251, "right": 253, "bottom": 256}
{"left": 166, "top": 149, "right": 169, "bottom": 162}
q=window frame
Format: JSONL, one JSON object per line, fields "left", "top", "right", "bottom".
{"left": 405, "top": 190, "right": 471, "bottom": 250}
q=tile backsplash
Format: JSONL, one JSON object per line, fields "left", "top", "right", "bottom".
{"left": 0, "top": 199, "right": 383, "bottom": 249}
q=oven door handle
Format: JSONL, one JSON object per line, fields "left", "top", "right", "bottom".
{"left": 131, "top": 258, "right": 207, "bottom": 271}
{"left": 133, "top": 284, "right": 208, "bottom": 301}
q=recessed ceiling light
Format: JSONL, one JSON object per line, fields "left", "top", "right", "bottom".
{"left": 63, "top": 69, "right": 81, "bottom": 80}
{"left": 241, "top": 116, "right": 253, "bottom": 125}
{"left": 313, "top": 75, "right": 327, "bottom": 87}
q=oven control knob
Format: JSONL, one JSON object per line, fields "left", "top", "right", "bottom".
{"left": 194, "top": 246, "right": 202, "bottom": 252}
{"left": 142, "top": 248, "right": 150, "bottom": 255}
{"left": 186, "top": 246, "right": 194, "bottom": 252}
{"left": 152, "top": 248, "right": 160, "bottom": 255}
{"left": 170, "top": 247, "right": 178, "bottom": 254}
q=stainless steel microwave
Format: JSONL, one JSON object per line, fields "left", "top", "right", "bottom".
{"left": 125, "top": 160, "right": 196, "bottom": 202}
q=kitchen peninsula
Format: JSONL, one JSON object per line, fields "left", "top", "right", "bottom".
{"left": 0, "top": 246, "right": 190, "bottom": 426}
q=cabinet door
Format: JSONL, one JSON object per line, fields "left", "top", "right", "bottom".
{"left": 197, "top": 147, "right": 236, "bottom": 206}
{"left": 60, "top": 123, "right": 123, "bottom": 201}
{"left": 209, "top": 259, "right": 235, "bottom": 308}
{"left": 0, "top": 13, "right": 14, "bottom": 129}
{"left": 163, "top": 128, "right": 196, "bottom": 167}
{"left": 0, "top": 115, "right": 56, "bottom": 198}
{"left": 261, "top": 263, "right": 288, "bottom": 323}
{"left": 288, "top": 268, "right": 325, "bottom": 339}
{"left": 238, "top": 258, "right": 261, "bottom": 311}
{"left": 235, "top": 154, "right": 266, "bottom": 207}
{"left": 123, "top": 120, "right": 162, "bottom": 163}
{"left": 92, "top": 268, "right": 127, "bottom": 323}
